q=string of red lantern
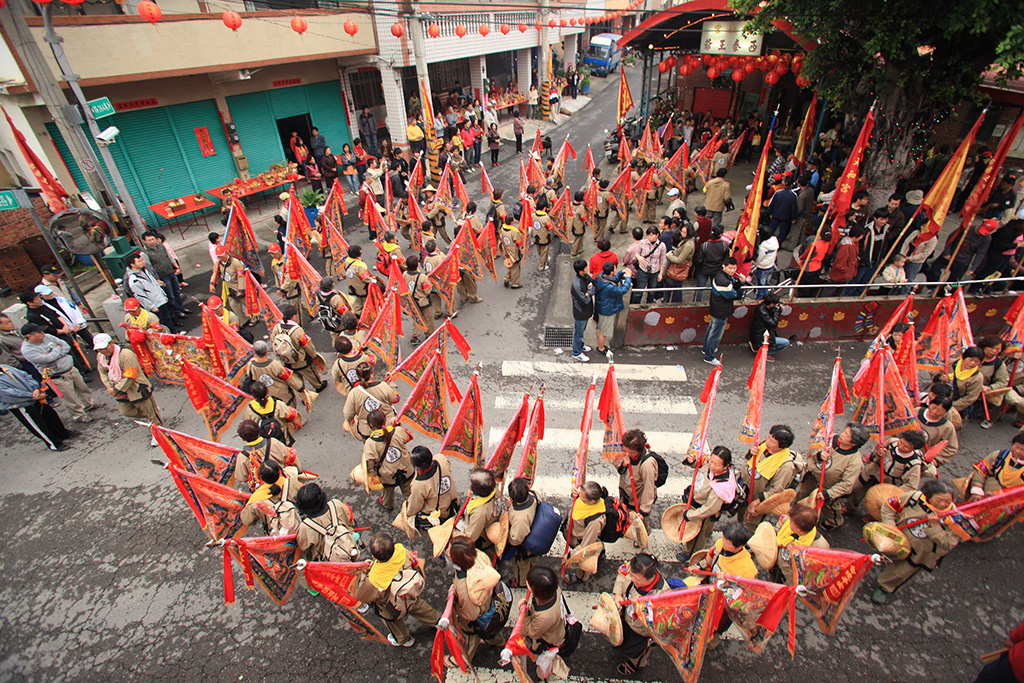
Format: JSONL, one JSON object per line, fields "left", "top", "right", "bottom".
{"left": 291, "top": 16, "right": 308, "bottom": 34}
{"left": 222, "top": 10, "right": 241, "bottom": 30}
{"left": 137, "top": 0, "right": 161, "bottom": 22}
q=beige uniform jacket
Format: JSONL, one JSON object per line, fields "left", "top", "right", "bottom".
{"left": 881, "top": 491, "right": 959, "bottom": 569}
{"left": 618, "top": 454, "right": 659, "bottom": 515}
{"left": 509, "top": 493, "right": 539, "bottom": 547}
{"left": 523, "top": 589, "right": 566, "bottom": 648}
{"left": 247, "top": 358, "right": 303, "bottom": 403}
{"left": 100, "top": 347, "right": 153, "bottom": 403}
{"left": 804, "top": 442, "right": 862, "bottom": 503}
{"left": 362, "top": 425, "right": 413, "bottom": 486}
{"left": 343, "top": 381, "right": 400, "bottom": 439}
{"left": 406, "top": 455, "right": 458, "bottom": 519}
{"left": 918, "top": 408, "right": 959, "bottom": 466}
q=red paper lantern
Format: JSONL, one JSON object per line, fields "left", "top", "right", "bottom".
{"left": 137, "top": 0, "right": 162, "bottom": 23}
{"left": 765, "top": 71, "right": 780, "bottom": 85}
{"left": 344, "top": 19, "right": 358, "bottom": 35}
{"left": 569, "top": 18, "right": 576, "bottom": 26}
{"left": 427, "top": 23, "right": 440, "bottom": 37}
{"left": 478, "top": 24, "right": 490, "bottom": 36}
{"left": 707, "top": 67, "right": 719, "bottom": 79}
{"left": 666, "top": 55, "right": 677, "bottom": 67}
{"left": 796, "top": 75, "right": 811, "bottom": 88}
{"left": 744, "top": 62, "right": 755, "bottom": 74}
{"left": 548, "top": 18, "right": 556, "bottom": 27}
{"left": 791, "top": 60, "right": 802, "bottom": 74}
{"left": 767, "top": 53, "right": 779, "bottom": 65}
{"left": 501, "top": 24, "right": 511, "bottom": 35}
{"left": 731, "top": 69, "right": 745, "bottom": 82}
{"left": 658, "top": 62, "right": 669, "bottom": 74}
{"left": 291, "top": 16, "right": 308, "bottom": 34}
{"left": 559, "top": 18, "right": 567, "bottom": 27}
{"left": 222, "top": 10, "right": 242, "bottom": 30}
{"left": 454, "top": 23, "right": 466, "bottom": 37}
{"left": 775, "top": 64, "right": 788, "bottom": 75}
{"left": 518, "top": 23, "right": 528, "bottom": 32}
{"left": 535, "top": 21, "right": 543, "bottom": 30}
{"left": 759, "top": 60, "right": 770, "bottom": 72}
{"left": 390, "top": 22, "right": 404, "bottom": 37}
{"left": 0, "top": 0, "right": 7, "bottom": 7}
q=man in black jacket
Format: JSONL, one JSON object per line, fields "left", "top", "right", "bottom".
{"left": 702, "top": 257, "right": 742, "bottom": 366}
{"left": 570, "top": 259, "right": 594, "bottom": 363}
{"left": 693, "top": 225, "right": 729, "bottom": 302}
{"left": 749, "top": 293, "right": 790, "bottom": 361}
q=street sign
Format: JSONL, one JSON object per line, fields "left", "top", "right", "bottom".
{"left": 88, "top": 97, "right": 116, "bottom": 120}
{"left": 80, "top": 158, "right": 97, "bottom": 173}
{"left": 0, "top": 190, "right": 19, "bottom": 211}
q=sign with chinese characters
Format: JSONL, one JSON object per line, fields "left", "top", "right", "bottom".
{"left": 700, "top": 20, "right": 762, "bottom": 56}
{"left": 195, "top": 127, "right": 216, "bottom": 157}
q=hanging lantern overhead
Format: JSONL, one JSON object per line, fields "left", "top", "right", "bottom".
{"left": 559, "top": 18, "right": 567, "bottom": 27}
{"left": 500, "top": 24, "right": 510, "bottom": 35}
{"left": 427, "top": 23, "right": 440, "bottom": 38}
{"left": 478, "top": 23, "right": 490, "bottom": 36}
{"left": 707, "top": 67, "right": 719, "bottom": 79}
{"left": 765, "top": 71, "right": 780, "bottom": 85}
{"left": 666, "top": 55, "right": 677, "bottom": 67}
{"left": 518, "top": 23, "right": 528, "bottom": 32}
{"left": 658, "top": 61, "right": 669, "bottom": 74}
{"left": 796, "top": 75, "right": 811, "bottom": 88}
{"left": 343, "top": 19, "right": 358, "bottom": 35}
{"left": 535, "top": 21, "right": 543, "bottom": 30}
{"left": 731, "top": 69, "right": 745, "bottom": 82}
{"left": 222, "top": 10, "right": 242, "bottom": 30}
{"left": 570, "top": 17, "right": 577, "bottom": 25}
{"left": 744, "top": 62, "right": 755, "bottom": 73}
{"left": 137, "top": 0, "right": 162, "bottom": 23}
{"left": 454, "top": 23, "right": 466, "bottom": 37}
{"left": 390, "top": 22, "right": 404, "bottom": 37}
{"left": 290, "top": 16, "right": 308, "bottom": 34}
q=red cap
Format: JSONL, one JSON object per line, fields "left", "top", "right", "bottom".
{"left": 772, "top": 173, "right": 783, "bottom": 181}
{"left": 124, "top": 297, "right": 140, "bottom": 309}
{"left": 207, "top": 296, "right": 223, "bottom": 307}
{"left": 215, "top": 245, "right": 228, "bottom": 255}
{"left": 267, "top": 243, "right": 282, "bottom": 253}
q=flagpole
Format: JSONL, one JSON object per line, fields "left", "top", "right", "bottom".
{"left": 858, "top": 202, "right": 927, "bottom": 299}
{"left": 789, "top": 204, "right": 833, "bottom": 299}
{"left": 936, "top": 221, "right": 976, "bottom": 286}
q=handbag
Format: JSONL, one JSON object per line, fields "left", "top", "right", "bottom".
{"left": 665, "top": 259, "right": 691, "bottom": 282}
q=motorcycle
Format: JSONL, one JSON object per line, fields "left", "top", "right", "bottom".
{"left": 603, "top": 116, "right": 641, "bottom": 163}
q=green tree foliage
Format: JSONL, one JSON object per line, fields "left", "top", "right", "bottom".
{"left": 732, "top": 0, "right": 1024, "bottom": 188}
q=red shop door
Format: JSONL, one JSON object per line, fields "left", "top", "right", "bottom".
{"left": 691, "top": 88, "right": 732, "bottom": 119}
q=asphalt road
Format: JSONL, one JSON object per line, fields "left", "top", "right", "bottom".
{"left": 1, "top": 66, "right": 1021, "bottom": 683}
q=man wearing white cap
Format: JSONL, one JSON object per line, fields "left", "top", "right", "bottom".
{"left": 665, "top": 187, "right": 685, "bottom": 218}
{"left": 94, "top": 333, "right": 162, "bottom": 446}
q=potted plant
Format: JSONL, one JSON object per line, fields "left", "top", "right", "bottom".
{"left": 299, "top": 186, "right": 323, "bottom": 227}
{"left": 579, "top": 67, "right": 592, "bottom": 95}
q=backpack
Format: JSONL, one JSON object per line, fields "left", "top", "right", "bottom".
{"left": 375, "top": 248, "right": 392, "bottom": 276}
{"left": 599, "top": 495, "right": 631, "bottom": 543}
{"left": 645, "top": 451, "right": 669, "bottom": 488}
{"left": 255, "top": 407, "right": 287, "bottom": 444}
{"left": 272, "top": 328, "right": 299, "bottom": 363}
{"left": 314, "top": 291, "right": 342, "bottom": 332}
{"left": 302, "top": 500, "right": 358, "bottom": 562}
{"left": 558, "top": 594, "right": 583, "bottom": 658}
{"left": 520, "top": 500, "right": 562, "bottom": 556}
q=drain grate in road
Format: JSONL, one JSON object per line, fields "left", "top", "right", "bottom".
{"left": 543, "top": 326, "right": 574, "bottom": 348}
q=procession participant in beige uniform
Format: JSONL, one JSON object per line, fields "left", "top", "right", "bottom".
{"left": 797, "top": 422, "right": 869, "bottom": 530}
{"left": 966, "top": 433, "right": 1024, "bottom": 498}
{"left": 679, "top": 446, "right": 735, "bottom": 557}
{"left": 406, "top": 445, "right": 459, "bottom": 530}
{"left": 94, "top": 333, "right": 161, "bottom": 447}
{"left": 532, "top": 197, "right": 553, "bottom": 272}
{"left": 239, "top": 459, "right": 302, "bottom": 534}
{"left": 977, "top": 336, "right": 1011, "bottom": 428}
{"left": 362, "top": 410, "right": 414, "bottom": 510}
{"left": 448, "top": 536, "right": 510, "bottom": 661}
{"left": 772, "top": 503, "right": 829, "bottom": 584}
{"left": 521, "top": 566, "right": 570, "bottom": 677}
{"left": 464, "top": 467, "right": 502, "bottom": 560}
{"left": 338, "top": 312, "right": 368, "bottom": 347}
{"left": 616, "top": 429, "right": 660, "bottom": 532}
{"left": 849, "top": 430, "right": 926, "bottom": 511}
{"left": 343, "top": 361, "right": 400, "bottom": 442}
{"left": 268, "top": 243, "right": 285, "bottom": 289}
{"left": 565, "top": 481, "right": 608, "bottom": 584}
{"left": 500, "top": 213, "right": 524, "bottom": 289}
{"left": 234, "top": 419, "right": 302, "bottom": 491}
{"left": 740, "top": 425, "right": 797, "bottom": 531}
{"left": 342, "top": 244, "right": 375, "bottom": 316}
{"left": 594, "top": 180, "right": 612, "bottom": 242}
{"left": 403, "top": 255, "right": 435, "bottom": 345}
{"left": 240, "top": 381, "right": 302, "bottom": 445}
{"left": 330, "top": 335, "right": 374, "bottom": 398}
{"left": 507, "top": 477, "right": 540, "bottom": 587}
{"left": 212, "top": 245, "right": 252, "bottom": 325}
{"left": 612, "top": 553, "right": 669, "bottom": 676}
{"left": 270, "top": 303, "right": 326, "bottom": 393}
{"left": 872, "top": 479, "right": 959, "bottom": 604}
{"left": 355, "top": 532, "right": 440, "bottom": 648}
{"left": 295, "top": 482, "right": 360, "bottom": 562}
{"left": 456, "top": 204, "right": 484, "bottom": 305}
{"left": 421, "top": 242, "right": 449, "bottom": 320}
{"left": 315, "top": 276, "right": 353, "bottom": 345}
{"left": 569, "top": 190, "right": 588, "bottom": 258}
{"left": 246, "top": 340, "right": 303, "bottom": 408}
{"left": 918, "top": 398, "right": 959, "bottom": 472}
{"left": 949, "top": 346, "right": 985, "bottom": 415}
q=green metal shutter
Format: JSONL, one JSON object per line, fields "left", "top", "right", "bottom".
{"left": 113, "top": 107, "right": 194, "bottom": 211}
{"left": 304, "top": 80, "right": 352, "bottom": 153}
{"left": 165, "top": 99, "right": 238, "bottom": 192}
{"left": 226, "top": 91, "right": 287, "bottom": 173}
{"left": 44, "top": 122, "right": 87, "bottom": 192}
{"left": 267, "top": 85, "right": 309, "bottom": 119}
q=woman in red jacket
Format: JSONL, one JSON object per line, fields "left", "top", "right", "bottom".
{"left": 974, "top": 621, "right": 1024, "bottom": 682}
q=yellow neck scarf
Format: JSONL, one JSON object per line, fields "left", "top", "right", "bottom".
{"left": 467, "top": 489, "right": 495, "bottom": 513}
{"left": 382, "top": 242, "right": 401, "bottom": 254}
{"left": 247, "top": 477, "right": 285, "bottom": 504}
{"left": 954, "top": 359, "right": 978, "bottom": 381}
{"left": 776, "top": 519, "right": 817, "bottom": 547}
{"left": 249, "top": 399, "right": 273, "bottom": 415}
{"left": 246, "top": 436, "right": 264, "bottom": 447}
{"left": 748, "top": 443, "right": 792, "bottom": 480}
{"left": 571, "top": 497, "right": 606, "bottom": 521}
{"left": 219, "top": 308, "right": 230, "bottom": 325}
{"left": 128, "top": 309, "right": 151, "bottom": 328}
{"left": 998, "top": 460, "right": 1024, "bottom": 488}
{"left": 713, "top": 539, "right": 758, "bottom": 579}
{"left": 368, "top": 543, "right": 407, "bottom": 590}
{"left": 370, "top": 426, "right": 394, "bottom": 441}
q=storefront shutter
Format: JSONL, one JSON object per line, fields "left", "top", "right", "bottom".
{"left": 166, "top": 100, "right": 238, "bottom": 192}
{"left": 304, "top": 81, "right": 352, "bottom": 153}
{"left": 225, "top": 91, "right": 287, "bottom": 173}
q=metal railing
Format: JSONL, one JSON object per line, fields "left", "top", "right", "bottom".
{"left": 626, "top": 275, "right": 1022, "bottom": 298}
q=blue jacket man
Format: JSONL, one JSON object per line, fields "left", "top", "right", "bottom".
{"left": 0, "top": 364, "right": 73, "bottom": 451}
{"left": 768, "top": 183, "right": 800, "bottom": 244}
{"left": 594, "top": 261, "right": 632, "bottom": 355}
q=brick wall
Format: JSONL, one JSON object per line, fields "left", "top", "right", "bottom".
{"left": 0, "top": 196, "right": 51, "bottom": 250}
{"left": 929, "top": 103, "right": 1022, "bottom": 153}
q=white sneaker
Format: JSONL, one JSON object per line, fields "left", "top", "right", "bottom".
{"left": 357, "top": 603, "right": 370, "bottom": 614}
{"left": 583, "top": 345, "right": 592, "bottom": 352}
{"left": 572, "top": 353, "right": 590, "bottom": 362}
{"left": 388, "top": 634, "right": 415, "bottom": 647}
{"left": 150, "top": 435, "right": 159, "bottom": 447}
{"left": 703, "top": 357, "right": 721, "bottom": 366}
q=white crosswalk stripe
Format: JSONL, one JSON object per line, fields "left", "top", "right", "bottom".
{"left": 486, "top": 428, "right": 693, "bottom": 457}
{"left": 544, "top": 529, "right": 684, "bottom": 564}
{"left": 529, "top": 473, "right": 694, "bottom": 504}
{"left": 493, "top": 395, "right": 697, "bottom": 415}
{"left": 501, "top": 360, "right": 688, "bottom": 382}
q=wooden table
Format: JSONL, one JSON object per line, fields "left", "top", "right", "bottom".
{"left": 206, "top": 175, "right": 301, "bottom": 213}
{"left": 491, "top": 97, "right": 527, "bottom": 119}
{"left": 147, "top": 194, "right": 216, "bottom": 238}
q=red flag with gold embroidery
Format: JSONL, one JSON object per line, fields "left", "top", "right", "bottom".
{"left": 684, "top": 364, "right": 722, "bottom": 462}
{"left": 718, "top": 575, "right": 798, "bottom": 656}
{"left": 634, "top": 586, "right": 725, "bottom": 683}
{"left": 961, "top": 112, "right": 1024, "bottom": 231}
{"left": 362, "top": 291, "right": 403, "bottom": 373}
{"left": 582, "top": 144, "right": 595, "bottom": 176}
{"left": 407, "top": 192, "right": 427, "bottom": 251}
{"left": 918, "top": 289, "right": 974, "bottom": 373}
{"left": 662, "top": 141, "right": 689, "bottom": 191}
{"left": 549, "top": 187, "right": 572, "bottom": 243}
{"left": 387, "top": 260, "right": 427, "bottom": 333}
{"left": 222, "top": 200, "right": 264, "bottom": 277}
{"left": 152, "top": 425, "right": 239, "bottom": 487}
{"left": 1004, "top": 291, "right": 1024, "bottom": 348}
{"left": 738, "top": 338, "right": 768, "bottom": 444}
{"left": 286, "top": 186, "right": 312, "bottom": 255}
{"left": 434, "top": 163, "right": 456, "bottom": 213}
{"left": 598, "top": 363, "right": 625, "bottom": 461}
{"left": 431, "top": 588, "right": 474, "bottom": 683}
{"left": 357, "top": 280, "right": 385, "bottom": 331}
{"left": 552, "top": 137, "right": 577, "bottom": 180}
{"left": 223, "top": 534, "right": 301, "bottom": 606}
{"left": 3, "top": 107, "right": 68, "bottom": 212}
{"left": 391, "top": 319, "right": 471, "bottom": 388}
{"left": 529, "top": 155, "right": 546, "bottom": 189}
{"left": 324, "top": 178, "right": 348, "bottom": 227}
{"left": 829, "top": 110, "right": 875, "bottom": 237}
{"left": 485, "top": 389, "right": 530, "bottom": 481}
{"left": 452, "top": 217, "right": 484, "bottom": 281}
{"left": 519, "top": 158, "right": 530, "bottom": 198}
{"left": 608, "top": 166, "right": 632, "bottom": 221}
{"left": 201, "top": 302, "right": 253, "bottom": 386}
{"left": 481, "top": 165, "right": 495, "bottom": 198}
{"left": 852, "top": 348, "right": 920, "bottom": 441}
{"left": 808, "top": 356, "right": 846, "bottom": 453}
{"left": 167, "top": 465, "right": 248, "bottom": 542}
{"left": 867, "top": 293, "right": 914, "bottom": 356}
{"left": 303, "top": 560, "right": 388, "bottom": 643}
{"left": 408, "top": 155, "right": 425, "bottom": 196}
{"left": 476, "top": 220, "right": 499, "bottom": 282}
{"left": 531, "top": 128, "right": 543, "bottom": 157}
{"left": 325, "top": 215, "right": 351, "bottom": 281}
{"left": 791, "top": 546, "right": 877, "bottom": 633}
{"left": 396, "top": 352, "right": 454, "bottom": 440}
{"left": 426, "top": 250, "right": 461, "bottom": 313}
{"left": 893, "top": 321, "right": 920, "bottom": 403}
{"left": 439, "top": 370, "right": 484, "bottom": 465}
{"left": 793, "top": 92, "right": 818, "bottom": 166}
{"left": 514, "top": 388, "right": 545, "bottom": 484}
{"left": 244, "top": 270, "right": 283, "bottom": 330}
{"left": 617, "top": 65, "right": 633, "bottom": 124}
{"left": 637, "top": 120, "right": 656, "bottom": 163}
{"left": 451, "top": 165, "right": 470, "bottom": 208}
{"left": 732, "top": 130, "right": 773, "bottom": 263}
{"left": 181, "top": 360, "right": 251, "bottom": 442}
{"left": 284, "top": 242, "right": 322, "bottom": 318}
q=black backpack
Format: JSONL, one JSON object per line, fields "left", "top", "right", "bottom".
{"left": 314, "top": 291, "right": 342, "bottom": 332}
{"left": 256, "top": 410, "right": 287, "bottom": 444}
{"left": 599, "top": 495, "right": 631, "bottom": 543}
{"left": 645, "top": 451, "right": 669, "bottom": 488}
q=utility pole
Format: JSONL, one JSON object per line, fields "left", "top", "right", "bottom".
{"left": 0, "top": 0, "right": 119, "bottom": 227}
{"left": 40, "top": 4, "right": 145, "bottom": 241}
{"left": 540, "top": 0, "right": 551, "bottom": 120}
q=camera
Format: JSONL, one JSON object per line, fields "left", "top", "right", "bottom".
{"left": 96, "top": 126, "right": 120, "bottom": 144}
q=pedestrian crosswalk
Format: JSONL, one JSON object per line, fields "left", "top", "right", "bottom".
{"left": 500, "top": 360, "right": 689, "bottom": 383}
{"left": 486, "top": 428, "right": 694, "bottom": 457}
{"left": 493, "top": 395, "right": 697, "bottom": 415}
